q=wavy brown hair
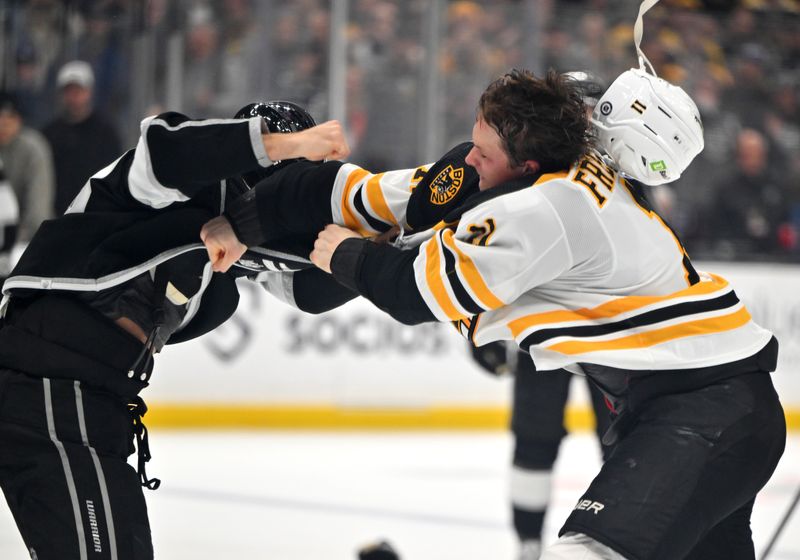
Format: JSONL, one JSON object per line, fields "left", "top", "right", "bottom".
{"left": 477, "top": 69, "right": 594, "bottom": 172}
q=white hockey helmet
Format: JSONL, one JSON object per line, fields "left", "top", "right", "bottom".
{"left": 591, "top": 68, "right": 704, "bottom": 185}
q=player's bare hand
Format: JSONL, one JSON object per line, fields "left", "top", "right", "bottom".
{"left": 265, "top": 120, "right": 350, "bottom": 162}
{"left": 310, "top": 224, "right": 362, "bottom": 273}
{"left": 200, "top": 216, "right": 247, "bottom": 273}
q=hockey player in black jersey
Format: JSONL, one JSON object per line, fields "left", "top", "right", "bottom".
{"left": 204, "top": 68, "right": 785, "bottom": 560}
{"left": 0, "top": 101, "right": 349, "bottom": 560}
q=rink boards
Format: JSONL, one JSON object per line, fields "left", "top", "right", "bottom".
{"left": 150, "top": 261, "right": 800, "bottom": 430}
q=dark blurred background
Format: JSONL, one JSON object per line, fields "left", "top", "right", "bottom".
{"left": 1, "top": 0, "right": 798, "bottom": 261}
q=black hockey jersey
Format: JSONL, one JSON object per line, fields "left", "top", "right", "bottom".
{"left": 0, "top": 112, "right": 311, "bottom": 344}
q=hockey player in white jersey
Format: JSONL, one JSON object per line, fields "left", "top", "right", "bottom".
{"left": 204, "top": 66, "right": 784, "bottom": 559}
{"left": 319, "top": 69, "right": 784, "bottom": 560}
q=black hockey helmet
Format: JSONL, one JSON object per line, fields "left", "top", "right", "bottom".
{"left": 234, "top": 100, "right": 317, "bottom": 187}
{"left": 564, "top": 70, "right": 607, "bottom": 108}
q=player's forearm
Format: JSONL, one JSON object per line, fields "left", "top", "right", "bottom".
{"left": 225, "top": 160, "right": 342, "bottom": 247}
{"left": 256, "top": 268, "right": 357, "bottom": 313}
{"left": 329, "top": 238, "right": 435, "bottom": 325}
{"left": 292, "top": 268, "right": 358, "bottom": 313}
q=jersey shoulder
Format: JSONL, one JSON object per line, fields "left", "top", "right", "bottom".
{"left": 534, "top": 151, "right": 628, "bottom": 212}
{"left": 406, "top": 142, "right": 479, "bottom": 230}
{"left": 454, "top": 177, "right": 566, "bottom": 250}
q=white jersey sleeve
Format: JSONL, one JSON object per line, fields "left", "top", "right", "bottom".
{"left": 330, "top": 163, "right": 430, "bottom": 235}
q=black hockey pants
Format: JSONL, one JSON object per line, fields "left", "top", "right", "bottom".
{"left": 561, "top": 369, "right": 786, "bottom": 560}
{"left": 0, "top": 295, "right": 157, "bottom": 560}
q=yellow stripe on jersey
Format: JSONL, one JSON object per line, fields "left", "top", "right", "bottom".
{"left": 545, "top": 306, "right": 751, "bottom": 355}
{"left": 441, "top": 230, "right": 505, "bottom": 310}
{"left": 341, "top": 168, "right": 370, "bottom": 232}
{"left": 365, "top": 173, "right": 399, "bottom": 226}
{"left": 425, "top": 234, "right": 467, "bottom": 321}
{"left": 509, "top": 274, "right": 730, "bottom": 338}
{"left": 432, "top": 220, "right": 458, "bottom": 231}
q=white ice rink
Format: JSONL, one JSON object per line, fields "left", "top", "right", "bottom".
{"left": 1, "top": 431, "right": 798, "bottom": 559}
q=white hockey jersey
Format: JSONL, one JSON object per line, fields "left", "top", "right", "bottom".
{"left": 329, "top": 151, "right": 773, "bottom": 373}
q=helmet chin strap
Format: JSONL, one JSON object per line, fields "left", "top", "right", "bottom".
{"left": 634, "top": 0, "right": 661, "bottom": 76}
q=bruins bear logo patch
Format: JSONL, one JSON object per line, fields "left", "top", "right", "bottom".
{"left": 429, "top": 165, "right": 464, "bottom": 205}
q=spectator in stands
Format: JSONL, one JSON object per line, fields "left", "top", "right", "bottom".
{"left": 349, "top": 1, "right": 422, "bottom": 169}
{"left": 668, "top": 74, "right": 741, "bottom": 250}
{"left": 213, "top": 0, "right": 264, "bottom": 116}
{"left": 441, "top": 2, "right": 510, "bottom": 146}
{"left": 76, "top": 3, "right": 131, "bottom": 130}
{"left": 721, "top": 42, "right": 774, "bottom": 129}
{"left": 708, "top": 128, "right": 792, "bottom": 258}
{"left": 182, "top": 6, "right": 223, "bottom": 118}
{"left": 0, "top": 158, "right": 20, "bottom": 284}
{"left": 43, "top": 60, "right": 122, "bottom": 215}
{"left": 764, "top": 75, "right": 800, "bottom": 173}
{"left": 12, "top": 41, "right": 54, "bottom": 128}
{"left": 0, "top": 92, "right": 54, "bottom": 244}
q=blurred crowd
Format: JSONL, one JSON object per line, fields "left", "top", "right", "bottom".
{"left": 0, "top": 0, "right": 798, "bottom": 261}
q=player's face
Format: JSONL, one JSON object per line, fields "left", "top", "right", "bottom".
{"left": 465, "top": 117, "right": 529, "bottom": 190}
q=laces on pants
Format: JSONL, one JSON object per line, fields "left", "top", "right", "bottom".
{"left": 129, "top": 396, "right": 161, "bottom": 490}
{"left": 127, "top": 266, "right": 168, "bottom": 383}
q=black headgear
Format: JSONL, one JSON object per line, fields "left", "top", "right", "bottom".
{"left": 564, "top": 71, "right": 606, "bottom": 108}
{"left": 234, "top": 100, "right": 317, "bottom": 187}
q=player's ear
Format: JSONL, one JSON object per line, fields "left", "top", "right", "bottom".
{"left": 521, "top": 159, "right": 540, "bottom": 175}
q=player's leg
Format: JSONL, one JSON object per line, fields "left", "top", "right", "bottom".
{"left": 674, "top": 373, "right": 784, "bottom": 559}
{"left": 667, "top": 372, "right": 784, "bottom": 560}
{"left": 511, "top": 360, "right": 573, "bottom": 559}
{"left": 0, "top": 372, "right": 152, "bottom": 560}
{"left": 683, "top": 500, "right": 755, "bottom": 560}
{"left": 557, "top": 371, "right": 785, "bottom": 560}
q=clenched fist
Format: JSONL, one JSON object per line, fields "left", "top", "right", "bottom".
{"left": 200, "top": 216, "right": 247, "bottom": 273}
{"left": 264, "top": 120, "right": 350, "bottom": 162}
{"left": 310, "top": 224, "right": 363, "bottom": 273}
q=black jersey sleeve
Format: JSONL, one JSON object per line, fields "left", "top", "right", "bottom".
{"left": 142, "top": 112, "right": 270, "bottom": 194}
{"left": 225, "top": 160, "right": 344, "bottom": 247}
{"left": 329, "top": 238, "right": 435, "bottom": 325}
{"left": 69, "top": 112, "right": 272, "bottom": 214}
{"left": 292, "top": 268, "right": 358, "bottom": 314}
